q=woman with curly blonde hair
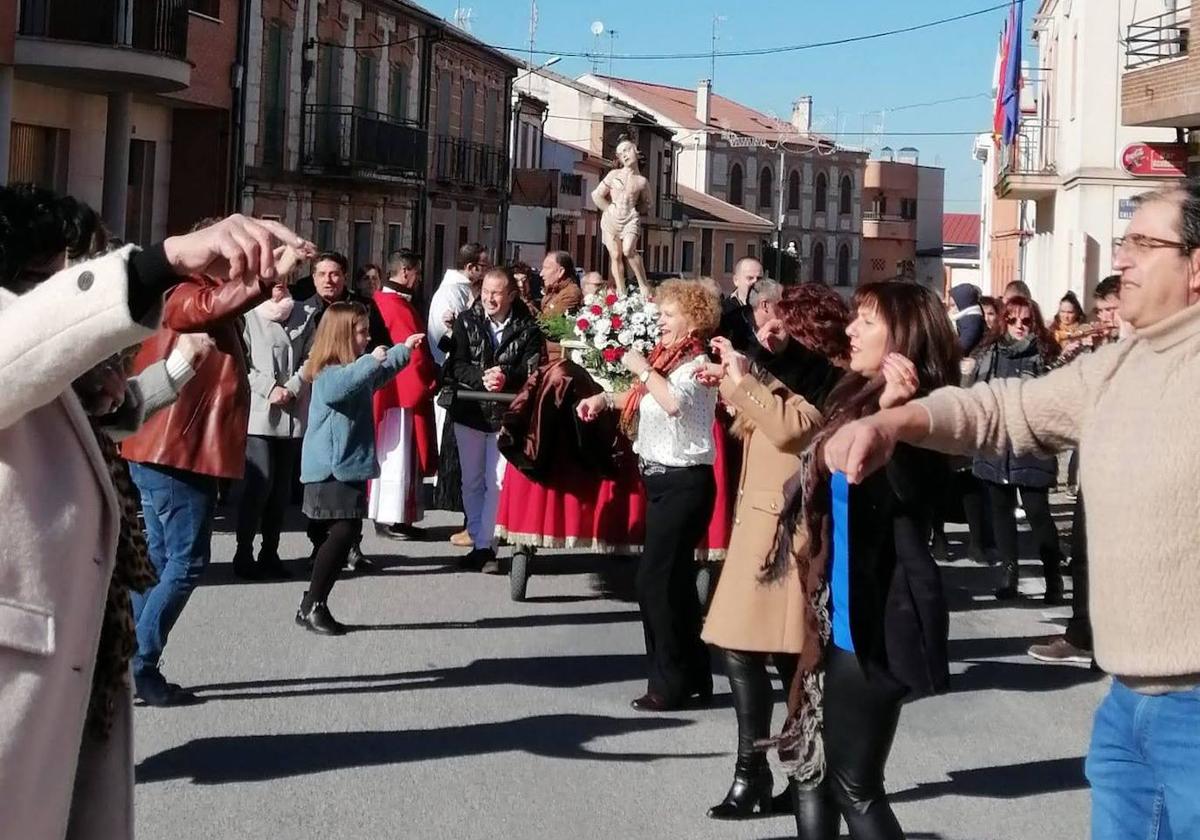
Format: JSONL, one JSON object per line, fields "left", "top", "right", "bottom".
{"left": 578, "top": 279, "right": 722, "bottom": 711}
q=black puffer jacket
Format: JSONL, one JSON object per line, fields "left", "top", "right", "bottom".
{"left": 969, "top": 336, "right": 1057, "bottom": 488}
{"left": 443, "top": 298, "right": 546, "bottom": 432}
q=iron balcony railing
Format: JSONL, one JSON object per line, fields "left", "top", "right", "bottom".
{"left": 1126, "top": 8, "right": 1190, "bottom": 70}
{"left": 999, "top": 120, "right": 1058, "bottom": 178}
{"left": 304, "top": 105, "right": 427, "bottom": 179}
{"left": 560, "top": 173, "right": 583, "bottom": 197}
{"left": 18, "top": 0, "right": 189, "bottom": 59}
{"left": 433, "top": 135, "right": 507, "bottom": 190}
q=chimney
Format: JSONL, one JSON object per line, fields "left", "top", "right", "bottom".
{"left": 791, "top": 96, "right": 812, "bottom": 133}
{"left": 696, "top": 79, "right": 712, "bottom": 124}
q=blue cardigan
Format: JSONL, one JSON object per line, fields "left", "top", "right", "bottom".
{"left": 300, "top": 344, "right": 411, "bottom": 483}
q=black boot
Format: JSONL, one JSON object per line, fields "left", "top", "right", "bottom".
{"left": 232, "top": 547, "right": 262, "bottom": 581}
{"left": 295, "top": 592, "right": 347, "bottom": 635}
{"left": 707, "top": 759, "right": 773, "bottom": 819}
{"left": 770, "top": 778, "right": 797, "bottom": 814}
{"left": 257, "top": 551, "right": 291, "bottom": 580}
{"left": 994, "top": 558, "right": 1020, "bottom": 600}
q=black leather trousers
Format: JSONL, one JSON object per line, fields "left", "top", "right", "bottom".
{"left": 794, "top": 646, "right": 906, "bottom": 840}
{"left": 722, "top": 649, "right": 799, "bottom": 772}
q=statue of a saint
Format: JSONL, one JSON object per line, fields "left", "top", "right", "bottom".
{"left": 591, "top": 138, "right": 652, "bottom": 298}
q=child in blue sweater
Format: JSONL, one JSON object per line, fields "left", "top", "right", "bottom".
{"left": 297, "top": 301, "right": 423, "bottom": 634}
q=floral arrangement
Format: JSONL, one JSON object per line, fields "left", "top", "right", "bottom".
{"left": 537, "top": 311, "right": 577, "bottom": 343}
{"left": 569, "top": 291, "right": 660, "bottom": 390}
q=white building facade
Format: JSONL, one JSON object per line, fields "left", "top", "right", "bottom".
{"left": 996, "top": 0, "right": 1180, "bottom": 310}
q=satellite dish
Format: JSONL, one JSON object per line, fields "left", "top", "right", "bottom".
{"left": 591, "top": 20, "right": 605, "bottom": 36}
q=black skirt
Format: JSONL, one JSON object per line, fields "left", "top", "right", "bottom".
{"left": 303, "top": 478, "right": 368, "bottom": 520}
{"left": 431, "top": 417, "right": 464, "bottom": 513}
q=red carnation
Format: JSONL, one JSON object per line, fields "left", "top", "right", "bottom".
{"left": 590, "top": 304, "right": 604, "bottom": 316}
{"left": 610, "top": 316, "right": 623, "bottom": 329}
{"left": 605, "top": 293, "right": 619, "bottom": 306}
{"left": 576, "top": 318, "right": 590, "bottom": 330}
{"left": 602, "top": 347, "right": 624, "bottom": 363}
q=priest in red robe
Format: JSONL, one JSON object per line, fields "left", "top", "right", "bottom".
{"left": 369, "top": 251, "right": 438, "bottom": 536}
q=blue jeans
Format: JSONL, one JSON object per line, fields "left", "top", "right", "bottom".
{"left": 1087, "top": 679, "right": 1200, "bottom": 839}
{"left": 129, "top": 462, "right": 218, "bottom": 678}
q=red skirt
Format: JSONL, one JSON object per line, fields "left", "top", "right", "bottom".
{"left": 495, "top": 418, "right": 735, "bottom": 561}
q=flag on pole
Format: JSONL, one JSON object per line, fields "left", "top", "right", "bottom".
{"left": 992, "top": 21, "right": 1010, "bottom": 145}
{"left": 1000, "top": 0, "right": 1024, "bottom": 147}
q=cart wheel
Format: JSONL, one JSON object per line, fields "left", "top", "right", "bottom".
{"left": 510, "top": 548, "right": 532, "bottom": 601}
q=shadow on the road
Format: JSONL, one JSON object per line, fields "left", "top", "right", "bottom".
{"left": 760, "top": 835, "right": 944, "bottom": 840}
{"left": 891, "top": 756, "right": 1086, "bottom": 802}
{"left": 948, "top": 635, "right": 1045, "bottom": 660}
{"left": 188, "top": 653, "right": 649, "bottom": 701}
{"left": 952, "top": 661, "right": 1104, "bottom": 694}
{"left": 939, "top": 562, "right": 1076, "bottom": 614}
{"left": 347, "top": 608, "right": 640, "bottom": 632}
{"left": 136, "top": 713, "right": 716, "bottom": 784}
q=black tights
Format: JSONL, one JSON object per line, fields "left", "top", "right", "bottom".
{"left": 722, "top": 649, "right": 799, "bottom": 771}
{"left": 304, "top": 518, "right": 362, "bottom": 608}
{"left": 794, "top": 647, "right": 906, "bottom": 840}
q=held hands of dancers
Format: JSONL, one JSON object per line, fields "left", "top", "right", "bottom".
{"left": 162, "top": 214, "right": 315, "bottom": 286}
{"left": 756, "top": 318, "right": 788, "bottom": 354}
{"left": 692, "top": 337, "right": 748, "bottom": 387}
{"left": 576, "top": 392, "right": 609, "bottom": 422}
{"left": 404, "top": 332, "right": 426, "bottom": 350}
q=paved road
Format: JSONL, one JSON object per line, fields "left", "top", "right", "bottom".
{"left": 134, "top": 502, "right": 1104, "bottom": 840}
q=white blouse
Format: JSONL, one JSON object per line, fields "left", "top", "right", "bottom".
{"left": 632, "top": 355, "right": 717, "bottom": 468}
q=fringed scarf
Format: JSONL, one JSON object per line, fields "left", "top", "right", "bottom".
{"left": 617, "top": 336, "right": 706, "bottom": 440}
{"left": 757, "top": 447, "right": 832, "bottom": 788}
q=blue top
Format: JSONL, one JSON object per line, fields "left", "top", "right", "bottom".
{"left": 300, "top": 344, "right": 411, "bottom": 484}
{"left": 830, "top": 471, "right": 854, "bottom": 652}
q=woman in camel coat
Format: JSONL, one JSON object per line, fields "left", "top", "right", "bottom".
{"left": 699, "top": 284, "right": 849, "bottom": 821}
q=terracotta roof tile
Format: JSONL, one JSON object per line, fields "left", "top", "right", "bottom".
{"left": 591, "top": 74, "right": 828, "bottom": 146}
{"left": 943, "top": 213, "right": 981, "bottom": 246}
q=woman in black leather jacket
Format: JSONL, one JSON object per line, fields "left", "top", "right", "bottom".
{"left": 777, "top": 282, "right": 959, "bottom": 840}
{"left": 966, "top": 294, "right": 1064, "bottom": 604}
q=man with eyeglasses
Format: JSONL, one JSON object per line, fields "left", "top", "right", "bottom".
{"left": 823, "top": 181, "right": 1200, "bottom": 839}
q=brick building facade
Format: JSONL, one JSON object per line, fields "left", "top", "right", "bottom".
{"left": 0, "top": 0, "right": 238, "bottom": 241}
{"left": 239, "top": 0, "right": 515, "bottom": 288}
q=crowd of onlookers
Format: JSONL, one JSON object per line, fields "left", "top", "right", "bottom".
{"left": 3, "top": 177, "right": 1199, "bottom": 840}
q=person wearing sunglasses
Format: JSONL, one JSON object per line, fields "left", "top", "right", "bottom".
{"left": 964, "top": 294, "right": 1066, "bottom": 604}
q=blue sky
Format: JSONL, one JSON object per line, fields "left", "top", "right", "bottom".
{"left": 424, "top": 0, "right": 1039, "bottom": 214}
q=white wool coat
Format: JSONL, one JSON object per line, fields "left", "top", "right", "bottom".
{"left": 0, "top": 246, "right": 159, "bottom": 840}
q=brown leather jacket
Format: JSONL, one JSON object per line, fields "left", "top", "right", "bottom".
{"left": 121, "top": 275, "right": 272, "bottom": 479}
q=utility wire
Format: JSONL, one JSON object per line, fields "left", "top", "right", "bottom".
{"left": 314, "top": 3, "right": 1008, "bottom": 59}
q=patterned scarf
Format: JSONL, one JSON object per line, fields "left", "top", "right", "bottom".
{"left": 758, "top": 448, "right": 831, "bottom": 787}
{"left": 617, "top": 336, "right": 706, "bottom": 440}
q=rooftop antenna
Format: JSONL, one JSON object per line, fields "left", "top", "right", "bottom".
{"left": 607, "top": 28, "right": 619, "bottom": 76}
{"left": 527, "top": 0, "right": 538, "bottom": 90}
{"left": 590, "top": 20, "right": 604, "bottom": 74}
{"left": 711, "top": 14, "right": 726, "bottom": 86}
{"left": 452, "top": 5, "right": 474, "bottom": 32}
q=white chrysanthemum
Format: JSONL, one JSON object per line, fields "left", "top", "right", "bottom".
{"left": 617, "top": 329, "right": 634, "bottom": 345}
{"left": 593, "top": 334, "right": 609, "bottom": 350}
{"left": 594, "top": 319, "right": 610, "bottom": 336}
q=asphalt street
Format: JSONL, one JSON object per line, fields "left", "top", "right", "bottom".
{"left": 133, "top": 501, "right": 1105, "bottom": 840}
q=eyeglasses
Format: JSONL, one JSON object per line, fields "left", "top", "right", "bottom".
{"left": 1113, "top": 233, "right": 1194, "bottom": 256}
{"left": 1006, "top": 316, "right": 1034, "bottom": 327}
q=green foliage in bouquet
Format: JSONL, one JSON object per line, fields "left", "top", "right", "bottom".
{"left": 538, "top": 312, "right": 575, "bottom": 342}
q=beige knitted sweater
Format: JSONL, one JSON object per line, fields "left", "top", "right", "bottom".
{"left": 915, "top": 301, "right": 1200, "bottom": 684}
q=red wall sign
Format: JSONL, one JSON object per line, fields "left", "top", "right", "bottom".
{"left": 1121, "top": 143, "right": 1189, "bottom": 178}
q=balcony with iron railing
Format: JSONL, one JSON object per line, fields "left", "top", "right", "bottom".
{"left": 1126, "top": 8, "right": 1190, "bottom": 70}
{"left": 996, "top": 120, "right": 1060, "bottom": 200}
{"left": 303, "top": 105, "right": 427, "bottom": 180}
{"left": 16, "top": 0, "right": 191, "bottom": 92}
{"left": 433, "top": 136, "right": 508, "bottom": 191}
